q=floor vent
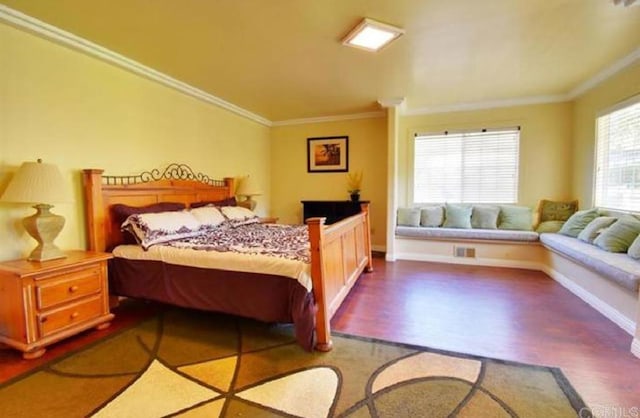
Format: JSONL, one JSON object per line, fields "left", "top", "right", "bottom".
{"left": 454, "top": 247, "right": 476, "bottom": 258}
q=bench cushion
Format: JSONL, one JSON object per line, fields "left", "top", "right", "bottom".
{"left": 396, "top": 226, "right": 539, "bottom": 242}
{"left": 540, "top": 233, "right": 640, "bottom": 292}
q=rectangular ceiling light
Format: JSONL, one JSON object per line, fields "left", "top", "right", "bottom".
{"left": 342, "top": 18, "right": 405, "bottom": 52}
{"left": 612, "top": 0, "right": 638, "bottom": 6}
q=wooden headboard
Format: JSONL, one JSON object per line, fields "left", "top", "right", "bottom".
{"left": 83, "top": 164, "right": 234, "bottom": 252}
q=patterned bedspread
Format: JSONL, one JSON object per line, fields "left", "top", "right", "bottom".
{"left": 165, "top": 223, "right": 311, "bottom": 263}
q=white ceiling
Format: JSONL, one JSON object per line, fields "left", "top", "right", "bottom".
{"left": 2, "top": 0, "right": 640, "bottom": 122}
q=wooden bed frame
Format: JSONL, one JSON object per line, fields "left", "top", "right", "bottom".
{"left": 82, "top": 164, "right": 373, "bottom": 351}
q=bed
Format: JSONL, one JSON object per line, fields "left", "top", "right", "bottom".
{"left": 82, "top": 164, "right": 373, "bottom": 351}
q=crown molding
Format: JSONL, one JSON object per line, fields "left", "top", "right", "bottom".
{"left": 567, "top": 46, "right": 640, "bottom": 99}
{"left": 271, "top": 111, "right": 385, "bottom": 127}
{"left": 404, "top": 95, "right": 567, "bottom": 116}
{"left": 377, "top": 97, "right": 405, "bottom": 108}
{"left": 0, "top": 4, "right": 272, "bottom": 127}
{"left": 404, "top": 47, "right": 640, "bottom": 117}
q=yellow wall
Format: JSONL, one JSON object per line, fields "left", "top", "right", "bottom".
{"left": 2, "top": 16, "right": 639, "bottom": 262}
{"left": 270, "top": 118, "right": 388, "bottom": 249}
{"left": 0, "top": 22, "right": 271, "bottom": 261}
{"left": 398, "top": 102, "right": 574, "bottom": 209}
{"left": 571, "top": 62, "right": 640, "bottom": 207}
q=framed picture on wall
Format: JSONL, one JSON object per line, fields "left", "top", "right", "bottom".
{"left": 307, "top": 136, "right": 349, "bottom": 173}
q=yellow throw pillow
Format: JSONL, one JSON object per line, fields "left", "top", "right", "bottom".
{"left": 538, "top": 199, "right": 579, "bottom": 222}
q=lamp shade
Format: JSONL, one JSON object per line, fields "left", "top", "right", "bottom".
{"left": 1, "top": 159, "right": 72, "bottom": 204}
{"left": 236, "top": 176, "right": 262, "bottom": 197}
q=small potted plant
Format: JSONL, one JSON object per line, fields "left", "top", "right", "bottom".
{"left": 347, "top": 170, "right": 363, "bottom": 202}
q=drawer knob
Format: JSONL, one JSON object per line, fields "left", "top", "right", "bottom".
{"left": 68, "top": 285, "right": 79, "bottom": 293}
{"left": 70, "top": 312, "right": 79, "bottom": 320}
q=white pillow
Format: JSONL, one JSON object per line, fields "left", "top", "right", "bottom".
{"left": 189, "top": 206, "right": 226, "bottom": 228}
{"left": 220, "top": 206, "right": 256, "bottom": 220}
{"left": 134, "top": 211, "right": 201, "bottom": 231}
{"left": 122, "top": 210, "right": 203, "bottom": 249}
{"left": 219, "top": 206, "right": 260, "bottom": 227}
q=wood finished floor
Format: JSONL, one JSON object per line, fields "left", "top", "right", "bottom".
{"left": 1, "top": 258, "right": 638, "bottom": 411}
{"left": 333, "top": 258, "right": 640, "bottom": 411}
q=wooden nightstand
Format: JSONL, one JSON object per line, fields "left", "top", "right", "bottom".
{"left": 0, "top": 250, "right": 114, "bottom": 359}
{"left": 259, "top": 217, "right": 279, "bottom": 224}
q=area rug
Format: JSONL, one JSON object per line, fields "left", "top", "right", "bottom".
{"left": 0, "top": 309, "right": 588, "bottom": 418}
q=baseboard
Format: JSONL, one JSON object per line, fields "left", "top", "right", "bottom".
{"left": 371, "top": 244, "right": 386, "bottom": 253}
{"left": 394, "top": 252, "right": 544, "bottom": 271}
{"left": 631, "top": 338, "right": 640, "bottom": 359}
{"left": 541, "top": 265, "right": 636, "bottom": 336}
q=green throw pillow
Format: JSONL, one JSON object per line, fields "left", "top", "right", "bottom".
{"left": 594, "top": 215, "right": 640, "bottom": 253}
{"left": 577, "top": 216, "right": 617, "bottom": 243}
{"left": 628, "top": 234, "right": 640, "bottom": 260}
{"left": 471, "top": 205, "right": 499, "bottom": 229}
{"left": 536, "top": 220, "right": 565, "bottom": 233}
{"left": 420, "top": 205, "right": 444, "bottom": 227}
{"left": 498, "top": 205, "right": 533, "bottom": 231}
{"left": 397, "top": 208, "right": 420, "bottom": 226}
{"left": 443, "top": 203, "right": 472, "bottom": 229}
{"left": 558, "top": 209, "right": 599, "bottom": 238}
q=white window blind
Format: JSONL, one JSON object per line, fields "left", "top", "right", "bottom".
{"left": 594, "top": 97, "right": 640, "bottom": 211}
{"left": 413, "top": 128, "right": 520, "bottom": 204}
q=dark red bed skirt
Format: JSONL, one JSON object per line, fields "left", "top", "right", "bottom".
{"left": 109, "top": 257, "right": 316, "bottom": 350}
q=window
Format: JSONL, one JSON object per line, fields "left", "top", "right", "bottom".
{"left": 413, "top": 128, "right": 520, "bottom": 204}
{"left": 594, "top": 96, "right": 640, "bottom": 211}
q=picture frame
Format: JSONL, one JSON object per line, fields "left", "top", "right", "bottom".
{"left": 307, "top": 136, "right": 349, "bottom": 173}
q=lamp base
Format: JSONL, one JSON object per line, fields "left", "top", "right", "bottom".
{"left": 23, "top": 204, "right": 66, "bottom": 262}
{"left": 245, "top": 197, "right": 257, "bottom": 211}
{"left": 237, "top": 197, "right": 257, "bottom": 211}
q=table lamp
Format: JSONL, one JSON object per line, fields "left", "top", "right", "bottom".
{"left": 1, "top": 159, "right": 72, "bottom": 261}
{"left": 235, "top": 175, "right": 262, "bottom": 211}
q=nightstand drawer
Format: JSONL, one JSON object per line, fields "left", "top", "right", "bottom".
{"left": 36, "top": 266, "right": 102, "bottom": 310}
{"left": 37, "top": 296, "right": 103, "bottom": 338}
{"left": 0, "top": 250, "right": 113, "bottom": 359}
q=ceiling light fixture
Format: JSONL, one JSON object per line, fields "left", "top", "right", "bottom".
{"left": 612, "top": 0, "right": 638, "bottom": 6}
{"left": 342, "top": 18, "right": 404, "bottom": 52}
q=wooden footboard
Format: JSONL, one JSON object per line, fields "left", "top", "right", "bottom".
{"left": 307, "top": 203, "right": 373, "bottom": 351}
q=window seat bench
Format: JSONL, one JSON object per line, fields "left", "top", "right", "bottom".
{"left": 540, "top": 233, "right": 640, "bottom": 293}
{"left": 394, "top": 226, "right": 545, "bottom": 272}
{"left": 539, "top": 232, "right": 640, "bottom": 358}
